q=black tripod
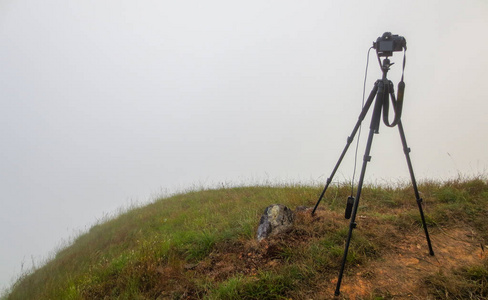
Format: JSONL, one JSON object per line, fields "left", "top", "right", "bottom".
{"left": 311, "top": 56, "right": 435, "bottom": 296}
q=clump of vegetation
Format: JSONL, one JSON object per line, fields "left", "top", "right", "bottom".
{"left": 3, "top": 177, "right": 488, "bottom": 299}
{"left": 424, "top": 259, "right": 488, "bottom": 299}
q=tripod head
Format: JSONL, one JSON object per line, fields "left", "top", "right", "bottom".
{"left": 380, "top": 58, "right": 394, "bottom": 78}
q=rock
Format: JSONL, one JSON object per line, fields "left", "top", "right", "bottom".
{"left": 256, "top": 204, "right": 294, "bottom": 241}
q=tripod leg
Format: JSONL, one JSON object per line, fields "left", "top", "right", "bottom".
{"left": 335, "top": 126, "right": 377, "bottom": 296}
{"left": 397, "top": 121, "right": 435, "bottom": 256}
{"left": 335, "top": 81, "right": 385, "bottom": 296}
{"left": 311, "top": 82, "right": 379, "bottom": 216}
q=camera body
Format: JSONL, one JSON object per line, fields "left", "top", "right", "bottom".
{"left": 373, "top": 32, "right": 407, "bottom": 57}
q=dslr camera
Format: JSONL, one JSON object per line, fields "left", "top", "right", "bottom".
{"left": 373, "top": 32, "right": 407, "bottom": 57}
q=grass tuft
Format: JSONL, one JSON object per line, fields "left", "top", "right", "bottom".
{"left": 424, "top": 260, "right": 488, "bottom": 299}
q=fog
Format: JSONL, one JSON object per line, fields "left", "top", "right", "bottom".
{"left": 1, "top": 0, "right": 487, "bottom": 290}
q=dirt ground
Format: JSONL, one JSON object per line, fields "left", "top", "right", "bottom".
{"left": 329, "top": 225, "right": 485, "bottom": 299}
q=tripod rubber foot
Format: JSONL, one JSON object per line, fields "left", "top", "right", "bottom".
{"left": 334, "top": 290, "right": 340, "bottom": 297}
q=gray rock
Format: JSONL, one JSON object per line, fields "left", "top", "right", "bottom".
{"left": 256, "top": 204, "right": 294, "bottom": 241}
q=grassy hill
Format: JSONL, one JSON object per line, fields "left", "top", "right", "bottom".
{"left": 3, "top": 178, "right": 488, "bottom": 299}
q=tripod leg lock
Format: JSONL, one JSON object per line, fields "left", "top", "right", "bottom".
{"left": 347, "top": 136, "right": 353, "bottom": 144}
{"left": 363, "top": 155, "right": 371, "bottom": 162}
{"left": 403, "top": 147, "right": 411, "bottom": 154}
{"left": 417, "top": 198, "right": 423, "bottom": 204}
{"left": 350, "top": 222, "right": 357, "bottom": 229}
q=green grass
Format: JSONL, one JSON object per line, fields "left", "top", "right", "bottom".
{"left": 208, "top": 270, "right": 297, "bottom": 300}
{"left": 3, "top": 178, "right": 488, "bottom": 299}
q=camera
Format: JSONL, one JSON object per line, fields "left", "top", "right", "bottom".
{"left": 373, "top": 32, "right": 407, "bottom": 57}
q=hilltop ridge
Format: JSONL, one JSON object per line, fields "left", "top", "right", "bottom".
{"left": 4, "top": 179, "right": 488, "bottom": 299}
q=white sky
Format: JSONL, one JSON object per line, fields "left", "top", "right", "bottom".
{"left": 1, "top": 0, "right": 487, "bottom": 291}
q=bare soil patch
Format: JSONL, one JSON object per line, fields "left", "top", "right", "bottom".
{"left": 329, "top": 225, "right": 485, "bottom": 299}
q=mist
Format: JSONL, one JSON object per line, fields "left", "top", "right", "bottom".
{"left": 1, "top": 0, "right": 487, "bottom": 290}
